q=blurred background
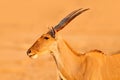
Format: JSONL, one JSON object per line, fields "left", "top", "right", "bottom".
{"left": 0, "top": 0, "right": 120, "bottom": 80}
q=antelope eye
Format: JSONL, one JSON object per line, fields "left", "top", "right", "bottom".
{"left": 44, "top": 37, "right": 49, "bottom": 40}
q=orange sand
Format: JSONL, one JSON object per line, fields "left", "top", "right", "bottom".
{"left": 0, "top": 0, "right": 120, "bottom": 80}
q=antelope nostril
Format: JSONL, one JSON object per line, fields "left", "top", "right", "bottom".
{"left": 27, "top": 49, "right": 31, "bottom": 55}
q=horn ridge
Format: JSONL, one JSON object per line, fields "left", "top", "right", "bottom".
{"left": 47, "top": 27, "right": 56, "bottom": 38}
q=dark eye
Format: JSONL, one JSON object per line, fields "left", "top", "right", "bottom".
{"left": 44, "top": 37, "right": 49, "bottom": 40}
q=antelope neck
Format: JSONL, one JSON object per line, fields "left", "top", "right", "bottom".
{"left": 51, "top": 37, "right": 85, "bottom": 79}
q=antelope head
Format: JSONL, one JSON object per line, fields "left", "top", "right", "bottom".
{"left": 27, "top": 8, "right": 89, "bottom": 59}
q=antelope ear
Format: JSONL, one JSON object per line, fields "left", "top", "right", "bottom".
{"left": 49, "top": 27, "right": 56, "bottom": 38}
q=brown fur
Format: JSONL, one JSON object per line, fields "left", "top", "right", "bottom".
{"left": 27, "top": 9, "right": 120, "bottom": 80}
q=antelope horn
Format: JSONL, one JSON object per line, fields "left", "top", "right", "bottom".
{"left": 54, "top": 8, "right": 89, "bottom": 32}
{"left": 48, "top": 8, "right": 89, "bottom": 37}
{"left": 51, "top": 27, "right": 56, "bottom": 38}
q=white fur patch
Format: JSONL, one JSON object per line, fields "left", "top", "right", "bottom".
{"left": 31, "top": 54, "right": 38, "bottom": 59}
{"left": 57, "top": 70, "right": 67, "bottom": 80}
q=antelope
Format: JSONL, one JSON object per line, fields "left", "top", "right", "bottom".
{"left": 27, "top": 8, "right": 120, "bottom": 80}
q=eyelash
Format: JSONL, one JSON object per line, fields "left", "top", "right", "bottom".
{"left": 44, "top": 37, "right": 49, "bottom": 40}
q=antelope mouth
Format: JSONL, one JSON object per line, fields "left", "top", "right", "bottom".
{"left": 28, "top": 53, "right": 38, "bottom": 59}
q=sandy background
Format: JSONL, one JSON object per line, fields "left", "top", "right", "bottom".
{"left": 0, "top": 0, "right": 120, "bottom": 80}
